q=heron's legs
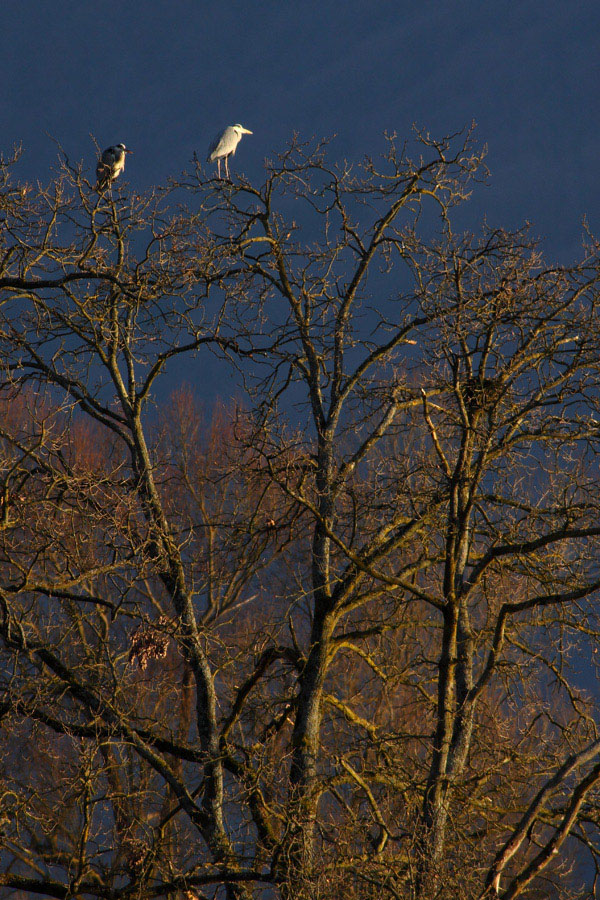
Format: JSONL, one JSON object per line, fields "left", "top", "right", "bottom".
{"left": 225, "top": 155, "right": 230, "bottom": 179}
{"left": 217, "top": 158, "right": 221, "bottom": 179}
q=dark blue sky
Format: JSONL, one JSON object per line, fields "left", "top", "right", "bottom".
{"left": 3, "top": 1, "right": 599, "bottom": 257}
{"left": 3, "top": 1, "right": 598, "bottom": 402}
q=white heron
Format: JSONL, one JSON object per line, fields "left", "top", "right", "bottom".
{"left": 95, "top": 143, "right": 132, "bottom": 191}
{"left": 207, "top": 124, "right": 253, "bottom": 178}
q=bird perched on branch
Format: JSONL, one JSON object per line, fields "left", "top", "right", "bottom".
{"left": 207, "top": 124, "right": 253, "bottom": 178}
{"left": 95, "top": 143, "right": 132, "bottom": 191}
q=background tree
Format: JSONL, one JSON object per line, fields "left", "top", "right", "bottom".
{"left": 1, "top": 132, "right": 600, "bottom": 899}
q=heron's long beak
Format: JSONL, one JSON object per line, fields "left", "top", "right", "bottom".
{"left": 126, "top": 149, "right": 134, "bottom": 154}
{"left": 242, "top": 128, "right": 253, "bottom": 135}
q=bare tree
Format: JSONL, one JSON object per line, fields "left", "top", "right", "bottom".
{"left": 1, "top": 131, "right": 600, "bottom": 899}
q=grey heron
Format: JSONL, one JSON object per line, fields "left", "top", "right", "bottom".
{"left": 207, "top": 124, "right": 253, "bottom": 178}
{"left": 95, "top": 143, "right": 132, "bottom": 191}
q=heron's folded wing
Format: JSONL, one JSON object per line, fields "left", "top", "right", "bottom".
{"left": 96, "top": 160, "right": 110, "bottom": 184}
{"left": 207, "top": 129, "right": 226, "bottom": 162}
